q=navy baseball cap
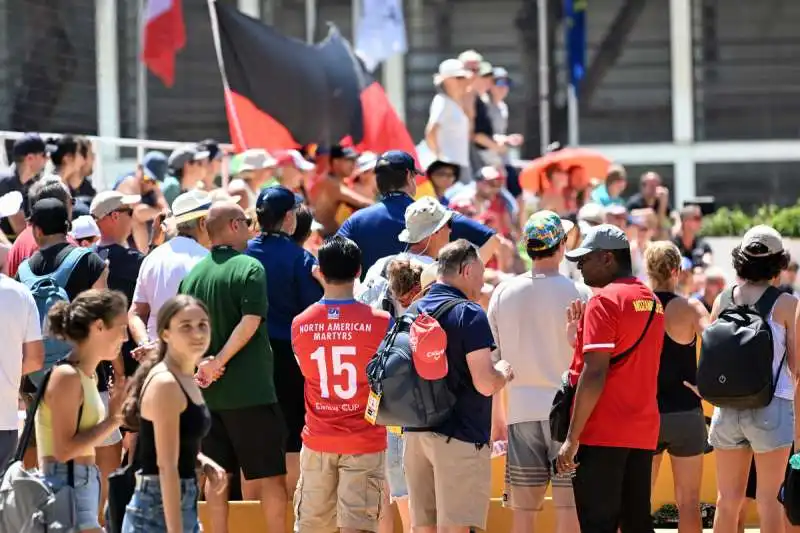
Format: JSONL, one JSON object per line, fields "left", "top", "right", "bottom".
{"left": 13, "top": 134, "right": 47, "bottom": 158}
{"left": 256, "top": 186, "right": 302, "bottom": 215}
{"left": 375, "top": 150, "right": 423, "bottom": 175}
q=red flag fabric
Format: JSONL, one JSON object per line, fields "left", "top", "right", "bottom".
{"left": 142, "top": 0, "right": 186, "bottom": 87}
{"left": 213, "top": 3, "right": 417, "bottom": 165}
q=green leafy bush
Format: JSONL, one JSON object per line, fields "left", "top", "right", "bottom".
{"left": 701, "top": 203, "right": 800, "bottom": 237}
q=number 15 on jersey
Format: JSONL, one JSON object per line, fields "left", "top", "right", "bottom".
{"left": 310, "top": 346, "right": 357, "bottom": 400}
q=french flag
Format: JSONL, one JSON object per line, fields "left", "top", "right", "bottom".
{"left": 142, "top": 0, "right": 186, "bottom": 87}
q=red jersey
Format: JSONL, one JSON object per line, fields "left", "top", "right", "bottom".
{"left": 568, "top": 278, "right": 664, "bottom": 450}
{"left": 291, "top": 298, "right": 390, "bottom": 454}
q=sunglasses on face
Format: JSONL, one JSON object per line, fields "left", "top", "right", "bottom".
{"left": 234, "top": 216, "right": 253, "bottom": 226}
{"left": 114, "top": 207, "right": 134, "bottom": 216}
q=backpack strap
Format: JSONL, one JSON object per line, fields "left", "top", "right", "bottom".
{"left": 11, "top": 368, "right": 55, "bottom": 465}
{"left": 609, "top": 296, "right": 658, "bottom": 367}
{"left": 429, "top": 298, "right": 468, "bottom": 321}
{"left": 16, "top": 258, "right": 36, "bottom": 285}
{"left": 754, "top": 285, "right": 782, "bottom": 319}
{"left": 51, "top": 247, "right": 91, "bottom": 288}
{"left": 718, "top": 286, "right": 736, "bottom": 311}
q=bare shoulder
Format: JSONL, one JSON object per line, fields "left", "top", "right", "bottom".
{"left": 775, "top": 291, "right": 798, "bottom": 324}
{"left": 141, "top": 371, "right": 185, "bottom": 417}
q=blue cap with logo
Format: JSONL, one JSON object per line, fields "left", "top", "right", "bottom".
{"left": 375, "top": 150, "right": 423, "bottom": 176}
{"left": 256, "top": 185, "right": 302, "bottom": 215}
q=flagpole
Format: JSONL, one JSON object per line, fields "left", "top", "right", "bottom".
{"left": 567, "top": 84, "right": 579, "bottom": 146}
{"left": 305, "top": 0, "right": 317, "bottom": 44}
{"left": 537, "top": 0, "right": 550, "bottom": 155}
{"left": 207, "top": 0, "right": 247, "bottom": 157}
{"left": 136, "top": 0, "right": 148, "bottom": 161}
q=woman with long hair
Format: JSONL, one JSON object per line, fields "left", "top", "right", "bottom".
{"left": 709, "top": 226, "right": 796, "bottom": 533}
{"left": 122, "top": 295, "right": 226, "bottom": 532}
{"left": 36, "top": 289, "right": 129, "bottom": 533}
{"left": 645, "top": 241, "right": 710, "bottom": 533}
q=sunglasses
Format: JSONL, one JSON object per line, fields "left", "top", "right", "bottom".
{"left": 234, "top": 216, "right": 253, "bottom": 226}
{"left": 114, "top": 207, "right": 134, "bottom": 216}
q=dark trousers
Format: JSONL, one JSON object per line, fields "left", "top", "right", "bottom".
{"left": 572, "top": 445, "right": 654, "bottom": 533}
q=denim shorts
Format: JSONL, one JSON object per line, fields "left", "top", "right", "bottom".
{"left": 42, "top": 462, "right": 101, "bottom": 532}
{"left": 709, "top": 397, "right": 794, "bottom": 454}
{"left": 122, "top": 475, "right": 201, "bottom": 532}
{"left": 386, "top": 431, "right": 408, "bottom": 500}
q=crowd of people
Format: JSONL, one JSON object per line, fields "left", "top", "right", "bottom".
{"left": 0, "top": 47, "right": 799, "bottom": 533}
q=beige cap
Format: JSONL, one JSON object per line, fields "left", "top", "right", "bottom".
{"left": 90, "top": 190, "right": 141, "bottom": 219}
{"left": 742, "top": 225, "right": 784, "bottom": 257}
{"left": 237, "top": 149, "right": 278, "bottom": 174}
{"left": 420, "top": 261, "right": 439, "bottom": 290}
{"left": 398, "top": 197, "right": 453, "bottom": 244}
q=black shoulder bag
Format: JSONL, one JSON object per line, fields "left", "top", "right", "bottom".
{"left": 549, "top": 296, "right": 659, "bottom": 443}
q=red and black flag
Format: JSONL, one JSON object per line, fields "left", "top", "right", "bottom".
{"left": 213, "top": 1, "right": 416, "bottom": 161}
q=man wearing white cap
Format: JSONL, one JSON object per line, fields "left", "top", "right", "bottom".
{"left": 128, "top": 190, "right": 211, "bottom": 347}
{"left": 425, "top": 59, "right": 472, "bottom": 180}
{"left": 69, "top": 215, "right": 100, "bottom": 248}
{"left": 229, "top": 149, "right": 278, "bottom": 209}
{"left": 358, "top": 196, "right": 454, "bottom": 317}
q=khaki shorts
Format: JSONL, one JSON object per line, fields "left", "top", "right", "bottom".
{"left": 403, "top": 432, "right": 491, "bottom": 529}
{"left": 293, "top": 446, "right": 385, "bottom": 533}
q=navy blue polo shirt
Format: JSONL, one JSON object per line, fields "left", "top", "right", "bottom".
{"left": 336, "top": 192, "right": 496, "bottom": 276}
{"left": 245, "top": 232, "right": 324, "bottom": 341}
{"left": 411, "top": 283, "right": 496, "bottom": 445}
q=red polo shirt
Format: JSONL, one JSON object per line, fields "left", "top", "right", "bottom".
{"left": 569, "top": 277, "right": 665, "bottom": 450}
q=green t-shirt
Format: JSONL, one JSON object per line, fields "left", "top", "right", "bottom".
{"left": 178, "top": 246, "right": 276, "bottom": 410}
{"left": 161, "top": 175, "right": 182, "bottom": 207}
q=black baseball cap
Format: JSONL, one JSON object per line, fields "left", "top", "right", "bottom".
{"left": 13, "top": 134, "right": 47, "bottom": 158}
{"left": 330, "top": 145, "right": 359, "bottom": 160}
{"left": 30, "top": 198, "right": 70, "bottom": 236}
{"left": 375, "top": 150, "right": 423, "bottom": 176}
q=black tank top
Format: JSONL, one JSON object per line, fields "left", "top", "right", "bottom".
{"left": 138, "top": 371, "right": 212, "bottom": 478}
{"left": 655, "top": 292, "right": 702, "bottom": 413}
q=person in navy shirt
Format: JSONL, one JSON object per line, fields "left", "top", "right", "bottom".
{"left": 337, "top": 150, "right": 500, "bottom": 277}
{"left": 404, "top": 239, "right": 514, "bottom": 532}
{"left": 245, "top": 185, "right": 323, "bottom": 492}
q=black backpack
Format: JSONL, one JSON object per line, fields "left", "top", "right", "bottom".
{"left": 698, "top": 286, "right": 785, "bottom": 409}
{"left": 366, "top": 299, "right": 465, "bottom": 428}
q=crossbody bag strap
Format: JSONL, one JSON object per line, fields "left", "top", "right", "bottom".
{"left": 11, "top": 368, "right": 55, "bottom": 465}
{"left": 609, "top": 296, "right": 658, "bottom": 366}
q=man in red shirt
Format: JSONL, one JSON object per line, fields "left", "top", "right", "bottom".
{"left": 555, "top": 224, "right": 665, "bottom": 533}
{"left": 291, "top": 235, "right": 391, "bottom": 533}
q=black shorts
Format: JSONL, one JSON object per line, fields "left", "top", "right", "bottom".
{"left": 271, "top": 338, "right": 306, "bottom": 453}
{"left": 655, "top": 409, "right": 707, "bottom": 457}
{"left": 203, "top": 403, "right": 288, "bottom": 480}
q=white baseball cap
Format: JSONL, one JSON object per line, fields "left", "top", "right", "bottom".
{"left": 70, "top": 215, "right": 100, "bottom": 240}
{"left": 0, "top": 191, "right": 23, "bottom": 218}
{"left": 236, "top": 149, "right": 278, "bottom": 174}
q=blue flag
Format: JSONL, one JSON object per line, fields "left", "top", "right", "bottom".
{"left": 565, "top": 0, "right": 587, "bottom": 90}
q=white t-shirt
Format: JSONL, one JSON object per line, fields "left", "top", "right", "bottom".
{"left": 356, "top": 252, "right": 435, "bottom": 317}
{"left": 132, "top": 236, "right": 208, "bottom": 340}
{"left": 488, "top": 271, "right": 592, "bottom": 425}
{"left": 0, "top": 275, "right": 41, "bottom": 430}
{"left": 427, "top": 93, "right": 470, "bottom": 169}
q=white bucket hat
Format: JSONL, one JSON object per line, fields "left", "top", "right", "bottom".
{"left": 398, "top": 197, "right": 453, "bottom": 244}
{"left": 434, "top": 59, "right": 471, "bottom": 86}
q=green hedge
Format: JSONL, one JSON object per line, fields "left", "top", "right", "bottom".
{"left": 701, "top": 204, "right": 800, "bottom": 238}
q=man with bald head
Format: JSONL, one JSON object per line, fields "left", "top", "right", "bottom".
{"left": 179, "top": 200, "right": 288, "bottom": 533}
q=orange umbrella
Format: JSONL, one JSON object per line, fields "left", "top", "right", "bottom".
{"left": 519, "top": 148, "right": 611, "bottom": 194}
